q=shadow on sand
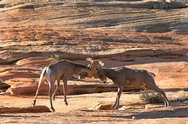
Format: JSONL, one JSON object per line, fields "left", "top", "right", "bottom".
{"left": 91, "top": 104, "right": 188, "bottom": 119}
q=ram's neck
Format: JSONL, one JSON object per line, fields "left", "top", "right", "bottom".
{"left": 102, "top": 68, "right": 116, "bottom": 81}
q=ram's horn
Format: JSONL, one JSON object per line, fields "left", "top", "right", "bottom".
{"left": 86, "top": 57, "right": 94, "bottom": 63}
{"left": 78, "top": 69, "right": 94, "bottom": 78}
{"left": 86, "top": 58, "right": 104, "bottom": 67}
{"left": 97, "top": 60, "right": 104, "bottom": 67}
{"left": 86, "top": 58, "right": 104, "bottom": 75}
{"left": 90, "top": 60, "right": 104, "bottom": 73}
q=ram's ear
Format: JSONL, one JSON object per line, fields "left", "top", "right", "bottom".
{"left": 87, "top": 64, "right": 91, "bottom": 68}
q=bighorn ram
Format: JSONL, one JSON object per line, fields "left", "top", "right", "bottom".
{"left": 33, "top": 60, "right": 93, "bottom": 112}
{"left": 86, "top": 58, "right": 170, "bottom": 109}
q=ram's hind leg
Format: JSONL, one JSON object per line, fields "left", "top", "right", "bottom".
{"left": 52, "top": 79, "right": 60, "bottom": 101}
{"left": 49, "top": 80, "right": 55, "bottom": 112}
{"left": 33, "top": 77, "right": 46, "bottom": 106}
{"left": 145, "top": 82, "right": 170, "bottom": 107}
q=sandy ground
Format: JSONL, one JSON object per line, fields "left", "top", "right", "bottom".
{"left": 0, "top": 90, "right": 188, "bottom": 123}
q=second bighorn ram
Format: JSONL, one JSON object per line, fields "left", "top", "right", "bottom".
{"left": 33, "top": 60, "right": 93, "bottom": 112}
{"left": 86, "top": 58, "right": 170, "bottom": 109}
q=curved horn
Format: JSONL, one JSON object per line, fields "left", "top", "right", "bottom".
{"left": 78, "top": 69, "right": 93, "bottom": 78}
{"left": 86, "top": 58, "right": 104, "bottom": 74}
{"left": 86, "top": 58, "right": 104, "bottom": 67}
{"left": 90, "top": 60, "right": 104, "bottom": 74}
{"left": 86, "top": 57, "right": 94, "bottom": 63}
{"left": 97, "top": 60, "right": 104, "bottom": 67}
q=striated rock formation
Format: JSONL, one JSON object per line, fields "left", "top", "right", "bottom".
{"left": 0, "top": 0, "right": 188, "bottom": 64}
{"left": 1, "top": 56, "right": 187, "bottom": 95}
{"left": 0, "top": 0, "right": 187, "bottom": 96}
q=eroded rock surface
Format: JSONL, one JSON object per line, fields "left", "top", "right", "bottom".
{"left": 0, "top": 105, "right": 51, "bottom": 113}
{"left": 0, "top": 1, "right": 187, "bottom": 119}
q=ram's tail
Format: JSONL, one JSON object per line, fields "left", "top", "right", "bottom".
{"left": 39, "top": 67, "right": 47, "bottom": 84}
{"left": 147, "top": 71, "right": 156, "bottom": 80}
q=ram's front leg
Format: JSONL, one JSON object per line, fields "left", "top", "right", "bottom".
{"left": 112, "top": 85, "right": 123, "bottom": 109}
{"left": 63, "top": 79, "right": 68, "bottom": 106}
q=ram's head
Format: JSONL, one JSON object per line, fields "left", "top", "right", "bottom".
{"left": 78, "top": 57, "right": 104, "bottom": 80}
{"left": 86, "top": 57, "right": 104, "bottom": 78}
